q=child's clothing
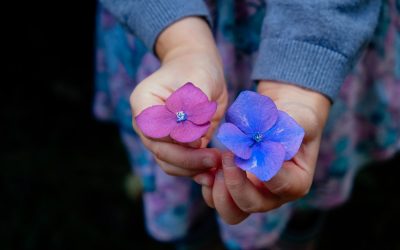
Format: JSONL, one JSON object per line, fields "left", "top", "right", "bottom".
{"left": 99, "top": 0, "right": 383, "bottom": 101}
{"left": 94, "top": 0, "right": 400, "bottom": 248}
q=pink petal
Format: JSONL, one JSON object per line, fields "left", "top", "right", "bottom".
{"left": 170, "top": 120, "right": 210, "bottom": 143}
{"left": 165, "top": 82, "right": 209, "bottom": 113}
{"left": 135, "top": 105, "right": 176, "bottom": 138}
{"left": 186, "top": 101, "right": 217, "bottom": 125}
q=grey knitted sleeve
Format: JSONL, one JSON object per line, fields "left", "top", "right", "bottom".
{"left": 252, "top": 0, "right": 382, "bottom": 100}
{"left": 99, "top": 0, "right": 211, "bottom": 52}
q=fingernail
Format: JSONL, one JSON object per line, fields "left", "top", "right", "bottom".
{"left": 193, "top": 175, "right": 210, "bottom": 186}
{"left": 203, "top": 157, "right": 216, "bottom": 168}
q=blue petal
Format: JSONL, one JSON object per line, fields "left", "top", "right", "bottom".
{"left": 217, "top": 123, "right": 254, "bottom": 159}
{"left": 264, "top": 111, "right": 305, "bottom": 160}
{"left": 226, "top": 91, "right": 278, "bottom": 134}
{"left": 235, "top": 141, "right": 285, "bottom": 181}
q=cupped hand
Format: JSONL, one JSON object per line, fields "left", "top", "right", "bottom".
{"left": 197, "top": 81, "right": 330, "bottom": 224}
{"left": 130, "top": 17, "right": 228, "bottom": 177}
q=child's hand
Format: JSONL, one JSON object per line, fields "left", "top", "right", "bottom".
{"left": 131, "top": 17, "right": 228, "bottom": 177}
{"left": 197, "top": 81, "right": 330, "bottom": 224}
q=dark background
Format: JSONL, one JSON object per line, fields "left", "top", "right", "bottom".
{"left": 2, "top": 1, "right": 400, "bottom": 250}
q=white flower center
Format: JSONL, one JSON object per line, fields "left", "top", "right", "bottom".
{"left": 252, "top": 133, "right": 264, "bottom": 143}
{"left": 176, "top": 111, "right": 187, "bottom": 122}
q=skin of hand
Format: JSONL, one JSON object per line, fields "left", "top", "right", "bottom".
{"left": 195, "top": 81, "right": 331, "bottom": 224}
{"left": 130, "top": 17, "right": 228, "bottom": 177}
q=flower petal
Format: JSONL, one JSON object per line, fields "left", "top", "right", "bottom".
{"left": 170, "top": 120, "right": 210, "bottom": 143}
{"left": 226, "top": 91, "right": 278, "bottom": 134}
{"left": 135, "top": 105, "right": 176, "bottom": 138}
{"left": 217, "top": 123, "right": 254, "bottom": 159}
{"left": 235, "top": 141, "right": 285, "bottom": 182}
{"left": 166, "top": 82, "right": 209, "bottom": 113}
{"left": 264, "top": 111, "right": 305, "bottom": 160}
{"left": 186, "top": 101, "right": 217, "bottom": 125}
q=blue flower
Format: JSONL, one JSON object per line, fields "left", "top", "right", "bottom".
{"left": 217, "top": 91, "right": 305, "bottom": 181}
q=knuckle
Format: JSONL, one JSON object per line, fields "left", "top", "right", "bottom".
{"left": 152, "top": 144, "right": 164, "bottom": 161}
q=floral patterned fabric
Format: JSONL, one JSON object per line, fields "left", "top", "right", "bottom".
{"left": 94, "top": 0, "right": 400, "bottom": 248}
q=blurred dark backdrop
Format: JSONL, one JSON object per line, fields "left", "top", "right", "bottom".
{"left": 2, "top": 1, "right": 400, "bottom": 250}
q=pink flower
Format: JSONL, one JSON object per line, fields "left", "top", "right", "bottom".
{"left": 135, "top": 82, "right": 217, "bottom": 143}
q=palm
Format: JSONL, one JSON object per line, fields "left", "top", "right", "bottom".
{"left": 128, "top": 52, "right": 227, "bottom": 178}
{"left": 131, "top": 52, "right": 228, "bottom": 147}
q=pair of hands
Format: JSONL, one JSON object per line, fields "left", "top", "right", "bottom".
{"left": 130, "top": 18, "right": 330, "bottom": 224}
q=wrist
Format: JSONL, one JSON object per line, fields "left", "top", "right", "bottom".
{"left": 155, "top": 17, "right": 219, "bottom": 63}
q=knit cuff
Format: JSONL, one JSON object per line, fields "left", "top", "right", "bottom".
{"left": 125, "top": 0, "right": 211, "bottom": 52}
{"left": 251, "top": 39, "right": 350, "bottom": 101}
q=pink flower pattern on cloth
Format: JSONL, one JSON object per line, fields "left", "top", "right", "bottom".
{"left": 135, "top": 82, "right": 217, "bottom": 143}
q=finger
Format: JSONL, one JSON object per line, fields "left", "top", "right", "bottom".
{"left": 222, "top": 153, "right": 283, "bottom": 213}
{"left": 195, "top": 170, "right": 217, "bottom": 207}
{"left": 263, "top": 160, "right": 312, "bottom": 200}
{"left": 155, "top": 159, "right": 206, "bottom": 177}
{"left": 213, "top": 169, "right": 249, "bottom": 225}
{"left": 201, "top": 186, "right": 214, "bottom": 208}
{"left": 193, "top": 171, "right": 215, "bottom": 187}
{"left": 143, "top": 139, "right": 221, "bottom": 170}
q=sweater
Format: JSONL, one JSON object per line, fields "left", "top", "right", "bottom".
{"left": 99, "top": 0, "right": 382, "bottom": 101}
